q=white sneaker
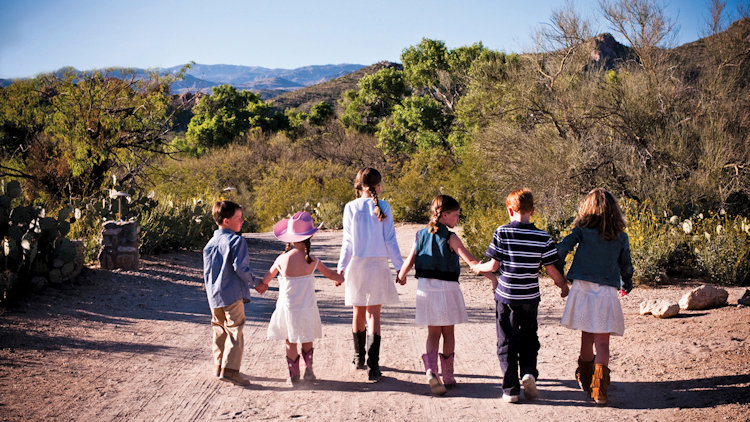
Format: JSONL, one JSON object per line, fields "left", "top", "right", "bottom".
{"left": 522, "top": 374, "right": 538, "bottom": 399}
{"left": 502, "top": 393, "right": 519, "bottom": 403}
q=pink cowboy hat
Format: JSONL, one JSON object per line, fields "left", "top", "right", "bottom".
{"left": 272, "top": 211, "right": 323, "bottom": 243}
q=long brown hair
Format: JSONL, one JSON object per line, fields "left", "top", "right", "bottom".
{"left": 354, "top": 167, "right": 386, "bottom": 221}
{"left": 428, "top": 195, "right": 460, "bottom": 234}
{"left": 284, "top": 238, "right": 313, "bottom": 263}
{"left": 574, "top": 188, "right": 626, "bottom": 241}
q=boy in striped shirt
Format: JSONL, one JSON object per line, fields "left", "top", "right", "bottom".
{"left": 472, "top": 189, "right": 569, "bottom": 403}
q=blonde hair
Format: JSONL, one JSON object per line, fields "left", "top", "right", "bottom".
{"left": 428, "top": 195, "right": 460, "bottom": 234}
{"left": 354, "top": 167, "right": 386, "bottom": 221}
{"left": 574, "top": 188, "right": 627, "bottom": 241}
{"left": 505, "top": 189, "right": 534, "bottom": 214}
{"left": 284, "top": 238, "right": 313, "bottom": 264}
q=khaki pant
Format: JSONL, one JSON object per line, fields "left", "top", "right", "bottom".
{"left": 211, "top": 299, "right": 246, "bottom": 371}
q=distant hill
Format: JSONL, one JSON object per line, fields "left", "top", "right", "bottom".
{"left": 0, "top": 78, "right": 13, "bottom": 88}
{"left": 164, "top": 63, "right": 365, "bottom": 94}
{"left": 270, "top": 61, "right": 403, "bottom": 112}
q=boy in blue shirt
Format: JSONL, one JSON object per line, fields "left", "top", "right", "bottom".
{"left": 203, "top": 200, "right": 266, "bottom": 386}
{"left": 472, "top": 189, "right": 569, "bottom": 403}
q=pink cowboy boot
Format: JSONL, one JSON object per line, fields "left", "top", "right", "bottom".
{"left": 286, "top": 355, "right": 300, "bottom": 386}
{"left": 422, "top": 351, "right": 447, "bottom": 396}
{"left": 439, "top": 353, "right": 456, "bottom": 388}
{"left": 302, "top": 348, "right": 316, "bottom": 381}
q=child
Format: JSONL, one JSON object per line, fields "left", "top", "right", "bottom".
{"left": 259, "top": 211, "right": 344, "bottom": 386}
{"left": 471, "top": 189, "right": 569, "bottom": 403}
{"left": 203, "top": 200, "right": 267, "bottom": 387}
{"left": 556, "top": 188, "right": 633, "bottom": 405}
{"left": 397, "top": 195, "right": 497, "bottom": 396}
{"left": 337, "top": 167, "right": 403, "bottom": 382}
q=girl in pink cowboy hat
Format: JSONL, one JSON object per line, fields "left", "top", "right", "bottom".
{"left": 259, "top": 211, "right": 343, "bottom": 386}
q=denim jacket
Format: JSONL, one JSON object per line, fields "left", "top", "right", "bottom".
{"left": 557, "top": 227, "right": 633, "bottom": 292}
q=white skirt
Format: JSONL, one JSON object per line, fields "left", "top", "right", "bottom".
{"left": 561, "top": 279, "right": 625, "bottom": 336}
{"left": 267, "top": 273, "right": 322, "bottom": 343}
{"left": 344, "top": 256, "right": 400, "bottom": 306}
{"left": 415, "top": 278, "right": 468, "bottom": 326}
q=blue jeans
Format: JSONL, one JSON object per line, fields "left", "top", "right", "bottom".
{"left": 495, "top": 300, "right": 540, "bottom": 395}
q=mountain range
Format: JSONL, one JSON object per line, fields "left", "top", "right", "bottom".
{"left": 0, "top": 63, "right": 366, "bottom": 95}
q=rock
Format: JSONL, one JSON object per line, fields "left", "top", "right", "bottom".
{"left": 640, "top": 299, "right": 680, "bottom": 318}
{"left": 678, "top": 285, "right": 729, "bottom": 310}
{"left": 738, "top": 289, "right": 750, "bottom": 306}
{"left": 652, "top": 302, "right": 680, "bottom": 318}
{"left": 640, "top": 299, "right": 660, "bottom": 315}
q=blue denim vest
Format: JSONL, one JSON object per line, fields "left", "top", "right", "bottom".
{"left": 415, "top": 224, "right": 460, "bottom": 282}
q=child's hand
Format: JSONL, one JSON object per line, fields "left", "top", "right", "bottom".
{"left": 397, "top": 275, "right": 407, "bottom": 285}
{"left": 618, "top": 289, "right": 628, "bottom": 297}
{"left": 256, "top": 283, "right": 268, "bottom": 294}
{"left": 560, "top": 283, "right": 569, "bottom": 298}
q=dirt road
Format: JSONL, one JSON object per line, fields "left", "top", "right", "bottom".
{"left": 1, "top": 224, "right": 748, "bottom": 421}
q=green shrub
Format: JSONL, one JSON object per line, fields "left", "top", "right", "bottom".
{"left": 461, "top": 204, "right": 508, "bottom": 260}
{"left": 139, "top": 199, "right": 216, "bottom": 255}
{"left": 689, "top": 214, "right": 750, "bottom": 286}
{"left": 252, "top": 159, "right": 352, "bottom": 231}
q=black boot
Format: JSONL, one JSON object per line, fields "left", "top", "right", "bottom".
{"left": 367, "top": 334, "right": 382, "bottom": 382}
{"left": 352, "top": 330, "right": 367, "bottom": 370}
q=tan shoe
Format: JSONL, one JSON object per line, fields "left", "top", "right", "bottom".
{"left": 590, "top": 364, "right": 610, "bottom": 405}
{"left": 220, "top": 368, "right": 251, "bottom": 386}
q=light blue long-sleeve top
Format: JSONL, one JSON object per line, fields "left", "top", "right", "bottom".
{"left": 203, "top": 228, "right": 261, "bottom": 309}
{"left": 337, "top": 197, "right": 404, "bottom": 273}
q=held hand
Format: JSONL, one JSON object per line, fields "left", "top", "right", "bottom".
{"left": 560, "top": 283, "right": 569, "bottom": 298}
{"left": 255, "top": 283, "right": 268, "bottom": 294}
{"left": 397, "top": 274, "right": 407, "bottom": 285}
{"left": 619, "top": 289, "right": 628, "bottom": 297}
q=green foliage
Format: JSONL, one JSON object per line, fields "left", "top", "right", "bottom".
{"left": 340, "top": 68, "right": 410, "bottom": 133}
{"left": 461, "top": 205, "right": 508, "bottom": 261}
{"left": 688, "top": 213, "right": 750, "bottom": 286}
{"left": 175, "top": 85, "right": 285, "bottom": 156}
{"left": 376, "top": 96, "right": 452, "bottom": 155}
{"left": 138, "top": 199, "right": 216, "bottom": 255}
{"left": 308, "top": 101, "right": 334, "bottom": 125}
{"left": 252, "top": 159, "right": 352, "bottom": 231}
{"left": 1, "top": 69, "right": 179, "bottom": 201}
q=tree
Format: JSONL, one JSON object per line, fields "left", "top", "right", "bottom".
{"left": 401, "top": 38, "right": 485, "bottom": 112}
{"left": 375, "top": 96, "right": 451, "bottom": 155}
{"left": 339, "top": 68, "right": 409, "bottom": 133}
{"left": 175, "top": 84, "right": 285, "bottom": 156}
{"left": 1, "top": 68, "right": 180, "bottom": 200}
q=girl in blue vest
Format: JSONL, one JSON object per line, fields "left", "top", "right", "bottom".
{"left": 398, "top": 195, "right": 497, "bottom": 396}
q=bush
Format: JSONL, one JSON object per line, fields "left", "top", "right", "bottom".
{"left": 461, "top": 204, "right": 508, "bottom": 260}
{"left": 688, "top": 213, "right": 750, "bottom": 286}
{"left": 138, "top": 199, "right": 216, "bottom": 255}
{"left": 252, "top": 159, "right": 353, "bottom": 231}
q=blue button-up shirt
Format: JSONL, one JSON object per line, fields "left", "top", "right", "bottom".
{"left": 203, "top": 229, "right": 260, "bottom": 309}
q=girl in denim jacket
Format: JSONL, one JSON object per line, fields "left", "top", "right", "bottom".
{"left": 557, "top": 188, "right": 633, "bottom": 406}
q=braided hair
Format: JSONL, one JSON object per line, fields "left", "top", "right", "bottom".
{"left": 428, "top": 195, "right": 460, "bottom": 234}
{"left": 284, "top": 238, "right": 314, "bottom": 263}
{"left": 354, "top": 167, "right": 386, "bottom": 221}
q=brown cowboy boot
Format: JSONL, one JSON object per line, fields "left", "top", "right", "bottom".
{"left": 575, "top": 356, "right": 595, "bottom": 392}
{"left": 590, "top": 364, "right": 611, "bottom": 405}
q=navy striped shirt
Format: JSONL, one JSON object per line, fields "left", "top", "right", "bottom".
{"left": 485, "top": 221, "right": 560, "bottom": 304}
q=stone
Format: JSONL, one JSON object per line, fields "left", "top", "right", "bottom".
{"left": 738, "top": 289, "right": 750, "bottom": 306}
{"left": 652, "top": 302, "right": 680, "bottom": 318}
{"left": 640, "top": 299, "right": 680, "bottom": 318}
{"left": 678, "top": 285, "right": 729, "bottom": 310}
{"left": 71, "top": 240, "right": 85, "bottom": 279}
{"left": 117, "top": 246, "right": 138, "bottom": 253}
{"left": 102, "top": 228, "right": 122, "bottom": 236}
{"left": 115, "top": 254, "right": 139, "bottom": 270}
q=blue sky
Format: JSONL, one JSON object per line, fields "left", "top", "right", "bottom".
{"left": 0, "top": 0, "right": 746, "bottom": 78}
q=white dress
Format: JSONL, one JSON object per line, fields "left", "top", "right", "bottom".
{"left": 344, "top": 256, "right": 400, "bottom": 306}
{"left": 266, "top": 260, "right": 323, "bottom": 343}
{"left": 560, "top": 279, "right": 625, "bottom": 336}
{"left": 415, "top": 277, "right": 468, "bottom": 326}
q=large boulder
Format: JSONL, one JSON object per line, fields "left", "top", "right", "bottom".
{"left": 678, "top": 285, "right": 729, "bottom": 310}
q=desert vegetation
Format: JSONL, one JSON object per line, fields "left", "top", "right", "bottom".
{"left": 1, "top": 0, "right": 748, "bottom": 302}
